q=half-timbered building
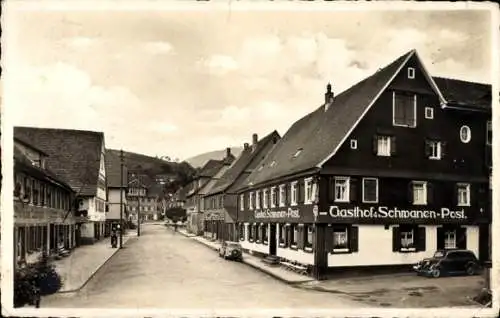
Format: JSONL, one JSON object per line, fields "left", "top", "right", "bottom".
{"left": 235, "top": 49, "right": 492, "bottom": 279}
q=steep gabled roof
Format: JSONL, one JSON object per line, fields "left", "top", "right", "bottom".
{"left": 433, "top": 76, "right": 491, "bottom": 111}
{"left": 105, "top": 149, "right": 128, "bottom": 188}
{"left": 206, "top": 130, "right": 281, "bottom": 196}
{"left": 14, "top": 146, "right": 74, "bottom": 192}
{"left": 198, "top": 159, "right": 225, "bottom": 178}
{"left": 14, "top": 126, "right": 105, "bottom": 196}
{"left": 242, "top": 50, "right": 416, "bottom": 187}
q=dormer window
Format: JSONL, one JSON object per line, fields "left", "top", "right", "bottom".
{"left": 293, "top": 148, "right": 303, "bottom": 158}
{"left": 270, "top": 161, "right": 276, "bottom": 167}
{"left": 407, "top": 67, "right": 415, "bottom": 79}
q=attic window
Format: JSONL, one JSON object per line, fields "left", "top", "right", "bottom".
{"left": 258, "top": 165, "right": 264, "bottom": 171}
{"left": 350, "top": 139, "right": 357, "bottom": 150}
{"left": 407, "top": 67, "right": 415, "bottom": 79}
{"left": 293, "top": 148, "right": 303, "bottom": 158}
{"left": 425, "top": 107, "right": 434, "bottom": 119}
{"left": 270, "top": 161, "right": 277, "bottom": 167}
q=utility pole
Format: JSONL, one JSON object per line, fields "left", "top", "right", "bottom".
{"left": 137, "top": 188, "right": 141, "bottom": 237}
{"left": 119, "top": 149, "right": 124, "bottom": 248}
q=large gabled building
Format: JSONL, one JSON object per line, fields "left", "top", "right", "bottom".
{"left": 14, "top": 127, "right": 109, "bottom": 244}
{"left": 203, "top": 131, "right": 280, "bottom": 242}
{"left": 11, "top": 136, "right": 78, "bottom": 268}
{"left": 234, "top": 49, "right": 491, "bottom": 279}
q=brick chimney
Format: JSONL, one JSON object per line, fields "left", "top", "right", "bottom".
{"left": 252, "top": 133, "right": 258, "bottom": 151}
{"left": 324, "top": 82, "right": 334, "bottom": 112}
{"left": 226, "top": 147, "right": 231, "bottom": 158}
{"left": 244, "top": 142, "right": 250, "bottom": 150}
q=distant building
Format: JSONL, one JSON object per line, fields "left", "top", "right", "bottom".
{"left": 184, "top": 149, "right": 235, "bottom": 234}
{"left": 105, "top": 149, "right": 128, "bottom": 227}
{"left": 15, "top": 127, "right": 109, "bottom": 244}
{"left": 235, "top": 49, "right": 491, "bottom": 279}
{"left": 11, "top": 137, "right": 78, "bottom": 268}
{"left": 203, "top": 132, "right": 280, "bottom": 242}
{"left": 126, "top": 173, "right": 162, "bottom": 222}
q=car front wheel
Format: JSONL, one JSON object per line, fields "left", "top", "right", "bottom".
{"left": 431, "top": 267, "right": 441, "bottom": 278}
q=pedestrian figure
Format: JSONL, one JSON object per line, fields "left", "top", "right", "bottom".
{"left": 111, "top": 229, "right": 118, "bottom": 248}
{"left": 174, "top": 222, "right": 178, "bottom": 233}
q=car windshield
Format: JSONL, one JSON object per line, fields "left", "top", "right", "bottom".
{"left": 433, "top": 251, "right": 445, "bottom": 258}
{"left": 227, "top": 242, "right": 241, "bottom": 248}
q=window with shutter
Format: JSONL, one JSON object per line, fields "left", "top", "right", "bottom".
{"left": 291, "top": 224, "right": 298, "bottom": 248}
{"left": 416, "top": 227, "right": 426, "bottom": 252}
{"left": 332, "top": 226, "right": 349, "bottom": 252}
{"left": 279, "top": 224, "right": 287, "bottom": 247}
{"left": 362, "top": 178, "right": 378, "bottom": 203}
{"left": 349, "top": 226, "right": 359, "bottom": 253}
{"left": 291, "top": 182, "right": 298, "bottom": 206}
{"left": 297, "top": 225, "right": 305, "bottom": 250}
{"left": 393, "top": 91, "right": 417, "bottom": 127}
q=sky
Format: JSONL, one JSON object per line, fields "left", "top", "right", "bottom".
{"left": 4, "top": 3, "right": 494, "bottom": 161}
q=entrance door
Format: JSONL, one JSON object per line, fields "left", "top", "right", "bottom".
{"left": 269, "top": 223, "right": 277, "bottom": 256}
{"left": 479, "top": 224, "right": 490, "bottom": 263}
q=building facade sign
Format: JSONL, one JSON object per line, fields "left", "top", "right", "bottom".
{"left": 254, "top": 208, "right": 300, "bottom": 219}
{"left": 319, "top": 205, "right": 470, "bottom": 223}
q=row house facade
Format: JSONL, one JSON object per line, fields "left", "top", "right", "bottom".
{"left": 11, "top": 137, "right": 80, "bottom": 269}
{"left": 126, "top": 173, "right": 158, "bottom": 222}
{"left": 234, "top": 49, "right": 492, "bottom": 280}
{"left": 203, "top": 132, "right": 280, "bottom": 242}
{"left": 15, "top": 127, "right": 110, "bottom": 244}
{"left": 105, "top": 149, "right": 128, "bottom": 226}
{"left": 184, "top": 150, "right": 235, "bottom": 235}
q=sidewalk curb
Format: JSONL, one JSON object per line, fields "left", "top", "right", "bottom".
{"left": 56, "top": 235, "right": 137, "bottom": 294}
{"left": 178, "top": 230, "right": 315, "bottom": 286}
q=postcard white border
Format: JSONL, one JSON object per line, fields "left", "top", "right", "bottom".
{"left": 1, "top": 1, "right": 499, "bottom": 317}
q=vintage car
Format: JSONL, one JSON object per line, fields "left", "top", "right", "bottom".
{"left": 218, "top": 241, "right": 243, "bottom": 261}
{"left": 413, "top": 249, "right": 481, "bottom": 278}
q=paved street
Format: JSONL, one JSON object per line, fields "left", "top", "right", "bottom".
{"left": 42, "top": 223, "right": 361, "bottom": 309}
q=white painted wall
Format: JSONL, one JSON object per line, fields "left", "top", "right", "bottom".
{"left": 465, "top": 225, "right": 480, "bottom": 258}
{"left": 276, "top": 247, "right": 314, "bottom": 265}
{"left": 327, "top": 224, "right": 480, "bottom": 268}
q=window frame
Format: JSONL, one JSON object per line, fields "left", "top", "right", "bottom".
{"left": 279, "top": 184, "right": 286, "bottom": 207}
{"left": 412, "top": 181, "right": 427, "bottom": 205}
{"left": 362, "top": 177, "right": 379, "bottom": 203}
{"left": 400, "top": 228, "right": 416, "bottom": 252}
{"left": 407, "top": 67, "right": 415, "bottom": 79}
{"left": 279, "top": 223, "right": 287, "bottom": 247}
{"left": 270, "top": 186, "right": 276, "bottom": 208}
{"left": 425, "top": 107, "right": 434, "bottom": 119}
{"left": 392, "top": 91, "right": 417, "bottom": 128}
{"left": 444, "top": 230, "right": 456, "bottom": 249}
{"left": 350, "top": 139, "right": 357, "bottom": 149}
{"left": 249, "top": 192, "right": 254, "bottom": 210}
{"left": 457, "top": 183, "right": 471, "bottom": 207}
{"left": 304, "top": 177, "right": 313, "bottom": 204}
{"left": 290, "top": 181, "right": 298, "bottom": 206}
{"left": 304, "top": 224, "right": 313, "bottom": 252}
{"left": 263, "top": 188, "right": 269, "bottom": 209}
{"left": 377, "top": 135, "right": 392, "bottom": 157}
{"left": 332, "top": 227, "right": 349, "bottom": 252}
{"left": 291, "top": 224, "right": 298, "bottom": 248}
{"left": 460, "top": 125, "right": 472, "bottom": 143}
{"left": 428, "top": 140, "right": 442, "bottom": 160}
{"left": 255, "top": 190, "right": 261, "bottom": 210}
{"left": 239, "top": 194, "right": 244, "bottom": 211}
{"left": 334, "top": 177, "right": 350, "bottom": 203}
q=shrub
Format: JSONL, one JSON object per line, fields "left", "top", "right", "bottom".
{"left": 14, "top": 253, "right": 63, "bottom": 307}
